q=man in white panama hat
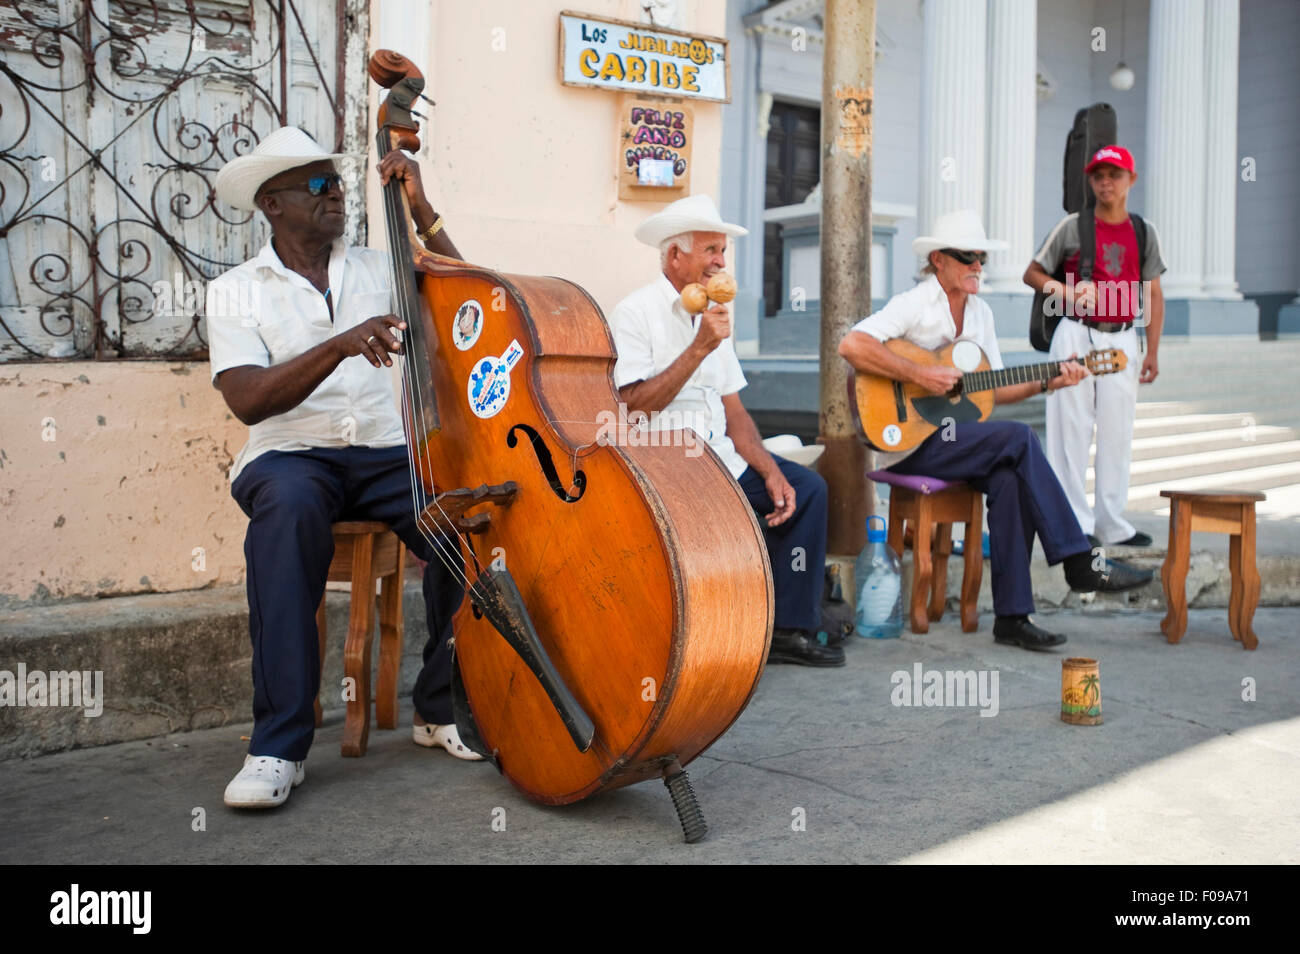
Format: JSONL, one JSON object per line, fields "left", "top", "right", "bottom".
{"left": 206, "top": 126, "right": 480, "bottom": 810}
{"left": 608, "top": 195, "right": 843, "bottom": 668}
{"left": 839, "top": 209, "right": 1152, "bottom": 652}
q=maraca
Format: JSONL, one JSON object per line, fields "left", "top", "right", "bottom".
{"left": 706, "top": 273, "right": 737, "bottom": 305}
{"left": 680, "top": 282, "right": 709, "bottom": 315}
{"left": 679, "top": 273, "right": 736, "bottom": 314}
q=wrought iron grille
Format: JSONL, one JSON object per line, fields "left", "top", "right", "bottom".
{"left": 0, "top": 0, "right": 354, "bottom": 361}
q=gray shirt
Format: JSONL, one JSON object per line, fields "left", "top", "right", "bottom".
{"left": 1033, "top": 212, "right": 1167, "bottom": 281}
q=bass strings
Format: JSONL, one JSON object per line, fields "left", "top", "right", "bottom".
{"left": 375, "top": 127, "right": 488, "bottom": 597}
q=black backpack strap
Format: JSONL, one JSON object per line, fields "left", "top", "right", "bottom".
{"left": 1078, "top": 207, "right": 1095, "bottom": 283}
{"left": 1130, "top": 212, "right": 1147, "bottom": 274}
{"left": 1130, "top": 212, "right": 1148, "bottom": 352}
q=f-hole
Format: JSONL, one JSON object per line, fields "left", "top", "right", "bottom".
{"left": 506, "top": 423, "right": 587, "bottom": 503}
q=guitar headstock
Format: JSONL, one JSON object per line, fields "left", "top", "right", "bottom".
{"left": 1084, "top": 348, "right": 1127, "bottom": 376}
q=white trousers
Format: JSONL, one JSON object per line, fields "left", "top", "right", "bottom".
{"left": 1044, "top": 319, "right": 1140, "bottom": 543}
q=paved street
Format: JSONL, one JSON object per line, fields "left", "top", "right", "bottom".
{"left": 2, "top": 607, "right": 1296, "bottom": 865}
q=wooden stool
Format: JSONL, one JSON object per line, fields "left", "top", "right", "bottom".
{"left": 1160, "top": 490, "right": 1264, "bottom": 650}
{"left": 315, "top": 521, "right": 407, "bottom": 755}
{"left": 869, "top": 471, "right": 983, "bottom": 634}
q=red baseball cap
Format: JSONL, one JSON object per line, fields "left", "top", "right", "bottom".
{"left": 1085, "top": 144, "right": 1136, "bottom": 174}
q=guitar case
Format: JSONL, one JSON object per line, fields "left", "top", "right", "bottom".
{"left": 1063, "top": 102, "right": 1117, "bottom": 214}
{"left": 1030, "top": 102, "right": 1119, "bottom": 351}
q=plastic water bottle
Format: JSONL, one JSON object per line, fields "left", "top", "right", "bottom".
{"left": 854, "top": 515, "right": 902, "bottom": 639}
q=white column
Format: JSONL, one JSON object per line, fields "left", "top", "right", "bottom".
{"left": 984, "top": 0, "right": 1037, "bottom": 292}
{"left": 1146, "top": 0, "right": 1207, "bottom": 298}
{"left": 1202, "top": 0, "right": 1242, "bottom": 298}
{"left": 918, "top": 0, "right": 987, "bottom": 254}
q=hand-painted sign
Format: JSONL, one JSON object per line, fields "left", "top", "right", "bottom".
{"left": 618, "top": 96, "right": 693, "bottom": 199}
{"left": 559, "top": 11, "right": 729, "bottom": 103}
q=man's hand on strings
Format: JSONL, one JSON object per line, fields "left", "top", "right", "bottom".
{"left": 334, "top": 315, "right": 406, "bottom": 368}
{"left": 377, "top": 151, "right": 428, "bottom": 211}
{"left": 1047, "top": 352, "right": 1090, "bottom": 391}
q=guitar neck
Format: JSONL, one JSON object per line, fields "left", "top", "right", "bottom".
{"left": 962, "top": 357, "right": 1077, "bottom": 393}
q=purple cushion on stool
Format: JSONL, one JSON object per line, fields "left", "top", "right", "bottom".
{"left": 867, "top": 470, "right": 962, "bottom": 495}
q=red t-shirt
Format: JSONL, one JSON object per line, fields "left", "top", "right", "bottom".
{"left": 1063, "top": 218, "right": 1142, "bottom": 321}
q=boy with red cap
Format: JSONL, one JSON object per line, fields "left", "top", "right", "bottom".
{"left": 1024, "top": 144, "right": 1167, "bottom": 549}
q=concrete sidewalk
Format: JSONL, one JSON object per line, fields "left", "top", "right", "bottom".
{"left": 1, "top": 607, "right": 1296, "bottom": 865}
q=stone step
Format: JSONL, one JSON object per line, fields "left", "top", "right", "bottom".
{"left": 1131, "top": 411, "right": 1262, "bottom": 438}
{"left": 1087, "top": 440, "right": 1300, "bottom": 491}
{"left": 1124, "top": 459, "right": 1300, "bottom": 510}
{"left": 1114, "top": 424, "right": 1297, "bottom": 462}
{"left": 0, "top": 585, "right": 430, "bottom": 762}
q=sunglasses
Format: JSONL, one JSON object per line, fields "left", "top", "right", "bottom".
{"left": 940, "top": 248, "right": 988, "bottom": 266}
{"left": 264, "top": 172, "right": 344, "bottom": 197}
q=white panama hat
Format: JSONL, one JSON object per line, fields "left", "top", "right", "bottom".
{"left": 911, "top": 209, "right": 1008, "bottom": 259}
{"left": 215, "top": 126, "right": 356, "bottom": 212}
{"left": 761, "top": 434, "right": 825, "bottom": 468}
{"left": 634, "top": 194, "right": 748, "bottom": 248}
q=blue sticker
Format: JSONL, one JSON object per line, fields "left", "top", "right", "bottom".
{"left": 468, "top": 340, "right": 525, "bottom": 419}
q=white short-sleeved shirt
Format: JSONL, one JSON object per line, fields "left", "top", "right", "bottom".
{"left": 206, "top": 238, "right": 405, "bottom": 483}
{"left": 609, "top": 275, "right": 749, "bottom": 478}
{"left": 849, "top": 274, "right": 1005, "bottom": 469}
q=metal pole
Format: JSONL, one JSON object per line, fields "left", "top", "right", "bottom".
{"left": 819, "top": 0, "right": 875, "bottom": 556}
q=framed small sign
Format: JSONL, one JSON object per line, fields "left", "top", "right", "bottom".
{"left": 559, "top": 10, "right": 730, "bottom": 104}
{"left": 618, "top": 94, "right": 693, "bottom": 200}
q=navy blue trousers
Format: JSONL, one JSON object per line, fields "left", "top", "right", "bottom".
{"left": 230, "top": 445, "right": 463, "bottom": 761}
{"left": 888, "top": 421, "right": 1090, "bottom": 617}
{"left": 736, "top": 455, "right": 826, "bottom": 632}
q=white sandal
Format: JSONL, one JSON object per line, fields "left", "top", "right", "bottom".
{"left": 223, "top": 754, "right": 305, "bottom": 808}
{"left": 412, "top": 721, "right": 484, "bottom": 761}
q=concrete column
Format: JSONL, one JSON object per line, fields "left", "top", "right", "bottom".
{"left": 918, "top": 0, "right": 987, "bottom": 250}
{"left": 1146, "top": 0, "right": 1207, "bottom": 298}
{"left": 984, "top": 0, "right": 1037, "bottom": 292}
{"left": 1202, "top": 0, "right": 1242, "bottom": 299}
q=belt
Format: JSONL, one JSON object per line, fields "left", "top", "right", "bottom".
{"left": 1068, "top": 316, "right": 1131, "bottom": 334}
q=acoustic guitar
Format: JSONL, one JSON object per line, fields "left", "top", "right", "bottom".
{"left": 850, "top": 338, "right": 1126, "bottom": 453}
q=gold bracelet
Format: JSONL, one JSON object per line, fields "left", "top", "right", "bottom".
{"left": 418, "top": 215, "right": 444, "bottom": 244}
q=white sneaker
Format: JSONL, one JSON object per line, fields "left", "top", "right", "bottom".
{"left": 223, "top": 754, "right": 306, "bottom": 808}
{"left": 412, "top": 722, "right": 484, "bottom": 761}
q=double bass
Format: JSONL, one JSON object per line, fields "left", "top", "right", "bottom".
{"left": 369, "top": 51, "right": 772, "bottom": 841}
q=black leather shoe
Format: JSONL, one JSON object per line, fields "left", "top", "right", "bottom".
{"left": 993, "top": 615, "right": 1067, "bottom": 651}
{"left": 1064, "top": 553, "right": 1154, "bottom": 593}
{"left": 1113, "top": 531, "right": 1154, "bottom": 547}
{"left": 768, "top": 628, "right": 846, "bottom": 667}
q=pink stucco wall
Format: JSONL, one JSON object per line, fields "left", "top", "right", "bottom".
{"left": 0, "top": 1, "right": 729, "bottom": 604}
{"left": 0, "top": 362, "right": 248, "bottom": 605}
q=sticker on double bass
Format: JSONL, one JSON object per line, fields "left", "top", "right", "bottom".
{"left": 467, "top": 339, "right": 525, "bottom": 419}
{"left": 452, "top": 299, "right": 484, "bottom": 351}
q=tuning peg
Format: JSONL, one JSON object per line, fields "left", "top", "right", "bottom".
{"left": 411, "top": 109, "right": 427, "bottom": 120}
{"left": 418, "top": 93, "right": 437, "bottom": 107}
